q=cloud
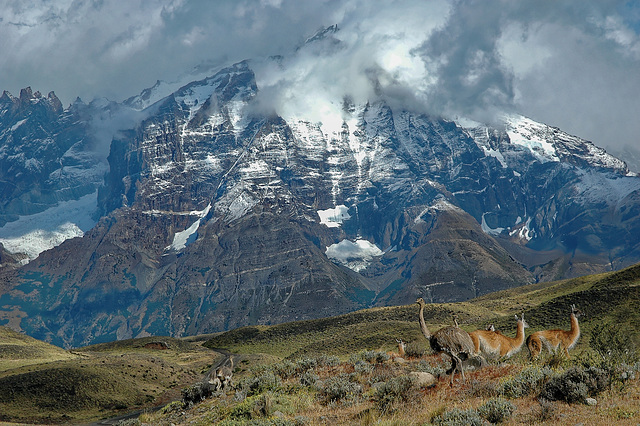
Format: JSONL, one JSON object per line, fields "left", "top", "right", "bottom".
{"left": 0, "top": 0, "right": 638, "bottom": 151}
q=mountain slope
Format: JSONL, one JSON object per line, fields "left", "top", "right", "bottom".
{"left": 0, "top": 52, "right": 639, "bottom": 347}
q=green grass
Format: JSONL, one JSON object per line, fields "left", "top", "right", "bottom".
{"left": 205, "top": 263, "right": 640, "bottom": 359}
{"left": 0, "top": 326, "right": 79, "bottom": 371}
{"left": 0, "top": 334, "right": 214, "bottom": 424}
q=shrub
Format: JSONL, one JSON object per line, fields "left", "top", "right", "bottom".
{"left": 273, "top": 360, "right": 297, "bottom": 379}
{"left": 352, "top": 350, "right": 390, "bottom": 364}
{"left": 315, "top": 354, "right": 340, "bottom": 367}
{"left": 353, "top": 360, "right": 374, "bottom": 374}
{"left": 536, "top": 398, "right": 557, "bottom": 422}
{"left": 299, "top": 371, "right": 319, "bottom": 388}
{"left": 498, "top": 365, "right": 553, "bottom": 398}
{"left": 229, "top": 393, "right": 273, "bottom": 420}
{"left": 218, "top": 418, "right": 296, "bottom": 426}
{"left": 318, "top": 374, "right": 362, "bottom": 405}
{"left": 294, "top": 358, "right": 318, "bottom": 374}
{"left": 416, "top": 359, "right": 446, "bottom": 377}
{"left": 477, "top": 398, "right": 515, "bottom": 423}
{"left": 540, "top": 366, "right": 610, "bottom": 403}
{"left": 237, "top": 371, "right": 282, "bottom": 397}
{"left": 116, "top": 419, "right": 140, "bottom": 426}
{"left": 372, "top": 375, "right": 415, "bottom": 413}
{"left": 181, "top": 381, "right": 214, "bottom": 407}
{"left": 432, "top": 407, "right": 485, "bottom": 426}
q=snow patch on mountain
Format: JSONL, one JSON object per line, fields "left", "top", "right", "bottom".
{"left": 481, "top": 213, "right": 505, "bottom": 236}
{"left": 503, "top": 114, "right": 559, "bottom": 162}
{"left": 318, "top": 205, "right": 350, "bottom": 228}
{"left": 10, "top": 118, "right": 27, "bottom": 132}
{"left": 481, "top": 145, "right": 507, "bottom": 168}
{"left": 168, "top": 204, "right": 211, "bottom": 251}
{"left": 509, "top": 217, "right": 535, "bottom": 241}
{"left": 0, "top": 191, "right": 98, "bottom": 262}
{"left": 325, "top": 239, "right": 383, "bottom": 272}
{"left": 573, "top": 170, "right": 640, "bottom": 205}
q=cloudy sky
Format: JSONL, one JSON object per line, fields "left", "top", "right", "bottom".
{"left": 1, "top": 0, "right": 639, "bottom": 152}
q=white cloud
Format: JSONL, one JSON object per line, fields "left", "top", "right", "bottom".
{"left": 0, "top": 0, "right": 638, "bottom": 151}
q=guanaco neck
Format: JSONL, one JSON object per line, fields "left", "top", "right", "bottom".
{"left": 418, "top": 303, "right": 432, "bottom": 340}
{"left": 514, "top": 321, "right": 525, "bottom": 345}
{"left": 569, "top": 313, "right": 580, "bottom": 341}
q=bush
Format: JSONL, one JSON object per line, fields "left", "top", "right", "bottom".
{"left": 273, "top": 360, "right": 297, "bottom": 379}
{"left": 372, "top": 375, "right": 415, "bottom": 413}
{"left": 294, "top": 358, "right": 318, "bottom": 374}
{"left": 218, "top": 418, "right": 296, "bottom": 426}
{"left": 499, "top": 365, "right": 553, "bottom": 398}
{"left": 318, "top": 374, "right": 362, "bottom": 405}
{"left": 181, "top": 381, "right": 214, "bottom": 407}
{"left": 432, "top": 407, "right": 485, "bottom": 426}
{"left": 229, "top": 393, "right": 274, "bottom": 420}
{"left": 299, "top": 370, "right": 319, "bottom": 388}
{"left": 353, "top": 360, "right": 374, "bottom": 374}
{"left": 540, "top": 366, "right": 610, "bottom": 403}
{"left": 315, "top": 354, "right": 340, "bottom": 368}
{"left": 477, "top": 398, "right": 515, "bottom": 423}
{"left": 238, "top": 371, "right": 282, "bottom": 397}
{"left": 416, "top": 359, "right": 446, "bottom": 377}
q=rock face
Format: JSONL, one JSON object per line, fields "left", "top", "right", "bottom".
{"left": 0, "top": 89, "right": 105, "bottom": 227}
{"left": 1, "top": 59, "right": 640, "bottom": 348}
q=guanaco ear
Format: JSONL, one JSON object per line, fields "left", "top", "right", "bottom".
{"left": 514, "top": 314, "right": 518, "bottom": 321}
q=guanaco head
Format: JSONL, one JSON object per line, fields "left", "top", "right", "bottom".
{"left": 570, "top": 304, "right": 583, "bottom": 318}
{"left": 416, "top": 298, "right": 426, "bottom": 307}
{"left": 515, "top": 313, "right": 529, "bottom": 329}
{"left": 486, "top": 324, "right": 496, "bottom": 332}
{"left": 395, "top": 338, "right": 406, "bottom": 351}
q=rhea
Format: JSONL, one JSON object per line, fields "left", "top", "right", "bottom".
{"left": 416, "top": 297, "right": 475, "bottom": 384}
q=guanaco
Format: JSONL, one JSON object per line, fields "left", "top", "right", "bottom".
{"left": 387, "top": 339, "right": 407, "bottom": 360}
{"left": 527, "top": 304, "right": 582, "bottom": 359}
{"left": 469, "top": 313, "right": 528, "bottom": 359}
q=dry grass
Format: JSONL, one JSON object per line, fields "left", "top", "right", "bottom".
{"left": 133, "top": 348, "right": 640, "bottom": 426}
{"left": 1, "top": 263, "right": 639, "bottom": 424}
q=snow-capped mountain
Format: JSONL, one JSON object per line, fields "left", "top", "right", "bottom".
{"left": 1, "top": 52, "right": 639, "bottom": 347}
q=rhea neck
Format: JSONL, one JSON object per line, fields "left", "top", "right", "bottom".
{"left": 418, "top": 302, "right": 432, "bottom": 339}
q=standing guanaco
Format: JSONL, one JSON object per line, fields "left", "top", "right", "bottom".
{"left": 527, "top": 304, "right": 582, "bottom": 359}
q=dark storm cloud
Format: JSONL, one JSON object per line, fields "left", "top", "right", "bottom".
{"left": 0, "top": 0, "right": 638, "bottom": 150}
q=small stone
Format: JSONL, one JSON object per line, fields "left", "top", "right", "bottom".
{"left": 409, "top": 371, "right": 437, "bottom": 388}
{"left": 585, "top": 398, "right": 597, "bottom": 406}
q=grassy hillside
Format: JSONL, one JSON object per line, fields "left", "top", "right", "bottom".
{"left": 0, "top": 335, "right": 221, "bottom": 424}
{"left": 0, "top": 264, "right": 639, "bottom": 424}
{"left": 204, "top": 263, "right": 640, "bottom": 358}
{"left": 0, "top": 326, "right": 78, "bottom": 370}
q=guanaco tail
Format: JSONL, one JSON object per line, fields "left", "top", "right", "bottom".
{"left": 527, "top": 304, "right": 582, "bottom": 359}
{"left": 469, "top": 313, "right": 528, "bottom": 359}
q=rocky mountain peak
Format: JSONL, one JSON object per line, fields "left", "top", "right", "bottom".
{"left": 1, "top": 59, "right": 640, "bottom": 348}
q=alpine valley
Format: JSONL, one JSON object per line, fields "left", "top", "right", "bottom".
{"left": 2, "top": 32, "right": 640, "bottom": 348}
